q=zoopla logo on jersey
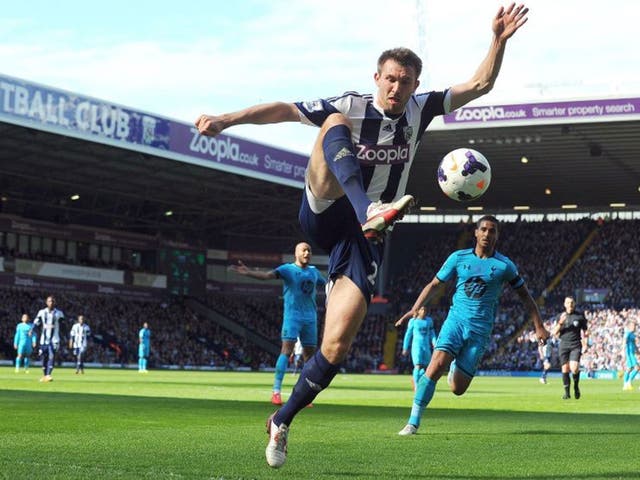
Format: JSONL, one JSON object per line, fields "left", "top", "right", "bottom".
{"left": 356, "top": 144, "right": 409, "bottom": 164}
{"left": 189, "top": 128, "right": 259, "bottom": 166}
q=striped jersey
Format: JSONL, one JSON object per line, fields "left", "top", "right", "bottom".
{"left": 295, "top": 90, "right": 448, "bottom": 203}
{"left": 32, "top": 307, "right": 64, "bottom": 346}
{"left": 70, "top": 322, "right": 92, "bottom": 349}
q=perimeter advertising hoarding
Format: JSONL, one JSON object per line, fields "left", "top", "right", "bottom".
{"left": 0, "top": 73, "right": 307, "bottom": 188}
{"left": 3, "top": 73, "right": 638, "bottom": 185}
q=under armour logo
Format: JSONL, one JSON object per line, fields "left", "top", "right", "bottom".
{"left": 305, "top": 378, "right": 323, "bottom": 392}
{"left": 382, "top": 124, "right": 394, "bottom": 132}
{"left": 333, "top": 147, "right": 352, "bottom": 162}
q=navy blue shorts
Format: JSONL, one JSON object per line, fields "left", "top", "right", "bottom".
{"left": 298, "top": 192, "right": 383, "bottom": 303}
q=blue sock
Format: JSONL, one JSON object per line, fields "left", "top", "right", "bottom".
{"left": 24, "top": 358, "right": 29, "bottom": 369}
{"left": 624, "top": 371, "right": 630, "bottom": 383}
{"left": 273, "top": 353, "right": 289, "bottom": 392}
{"left": 15, "top": 357, "right": 20, "bottom": 369}
{"left": 275, "top": 351, "right": 339, "bottom": 426}
{"left": 408, "top": 376, "right": 437, "bottom": 428}
{"left": 629, "top": 369, "right": 639, "bottom": 383}
{"left": 322, "top": 125, "right": 370, "bottom": 223}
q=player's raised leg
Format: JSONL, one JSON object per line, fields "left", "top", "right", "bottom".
{"left": 307, "top": 114, "right": 414, "bottom": 239}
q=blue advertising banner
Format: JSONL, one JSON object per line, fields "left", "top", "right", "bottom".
{"left": 443, "top": 97, "right": 640, "bottom": 124}
{"left": 0, "top": 73, "right": 308, "bottom": 187}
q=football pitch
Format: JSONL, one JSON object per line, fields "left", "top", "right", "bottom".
{"left": 1, "top": 367, "right": 639, "bottom": 480}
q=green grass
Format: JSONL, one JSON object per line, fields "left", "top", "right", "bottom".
{"left": 1, "top": 367, "right": 639, "bottom": 480}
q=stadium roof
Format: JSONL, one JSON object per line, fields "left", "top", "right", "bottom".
{"left": 1, "top": 77, "right": 639, "bottom": 251}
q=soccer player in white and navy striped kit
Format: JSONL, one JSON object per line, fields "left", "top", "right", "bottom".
{"left": 196, "top": 3, "right": 532, "bottom": 468}
{"left": 30, "top": 295, "right": 65, "bottom": 382}
{"left": 69, "top": 315, "right": 91, "bottom": 374}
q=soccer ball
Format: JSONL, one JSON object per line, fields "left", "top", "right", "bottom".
{"left": 437, "top": 148, "right": 491, "bottom": 201}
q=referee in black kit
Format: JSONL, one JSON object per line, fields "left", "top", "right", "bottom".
{"left": 553, "top": 296, "right": 589, "bottom": 399}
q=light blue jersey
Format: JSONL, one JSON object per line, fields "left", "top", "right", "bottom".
{"left": 403, "top": 317, "right": 436, "bottom": 366}
{"left": 624, "top": 330, "right": 638, "bottom": 369}
{"left": 14, "top": 322, "right": 32, "bottom": 346}
{"left": 139, "top": 327, "right": 150, "bottom": 356}
{"left": 14, "top": 322, "right": 35, "bottom": 355}
{"left": 437, "top": 248, "right": 523, "bottom": 338}
{"left": 275, "top": 263, "right": 326, "bottom": 324}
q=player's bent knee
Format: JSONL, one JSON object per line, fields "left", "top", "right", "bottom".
{"left": 320, "top": 113, "right": 352, "bottom": 132}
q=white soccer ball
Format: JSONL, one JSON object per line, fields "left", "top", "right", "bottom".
{"left": 437, "top": 148, "right": 491, "bottom": 202}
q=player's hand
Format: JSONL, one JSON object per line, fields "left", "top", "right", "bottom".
{"left": 38, "top": 348, "right": 43, "bottom": 356}
{"left": 536, "top": 327, "right": 550, "bottom": 346}
{"left": 228, "top": 260, "right": 250, "bottom": 275}
{"left": 493, "top": 3, "right": 529, "bottom": 41}
{"left": 195, "top": 114, "right": 226, "bottom": 137}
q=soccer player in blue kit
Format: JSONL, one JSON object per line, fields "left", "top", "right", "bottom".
{"left": 138, "top": 322, "right": 151, "bottom": 373}
{"left": 228, "top": 242, "right": 326, "bottom": 405}
{"left": 14, "top": 314, "right": 36, "bottom": 373}
{"left": 396, "top": 306, "right": 437, "bottom": 389}
{"left": 622, "top": 320, "right": 638, "bottom": 391}
{"left": 397, "top": 216, "right": 549, "bottom": 435}
{"left": 196, "top": 3, "right": 533, "bottom": 467}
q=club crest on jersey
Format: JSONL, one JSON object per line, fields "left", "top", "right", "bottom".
{"left": 403, "top": 126, "right": 414, "bottom": 142}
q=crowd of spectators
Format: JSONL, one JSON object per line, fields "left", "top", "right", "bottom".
{"left": 502, "top": 308, "right": 639, "bottom": 374}
{"left": 0, "top": 288, "right": 263, "bottom": 370}
{"left": 2, "top": 217, "right": 639, "bottom": 374}
{"left": 390, "top": 217, "right": 639, "bottom": 373}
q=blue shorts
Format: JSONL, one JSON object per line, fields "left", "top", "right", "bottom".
{"left": 435, "top": 316, "right": 489, "bottom": 378}
{"left": 16, "top": 342, "right": 33, "bottom": 356}
{"left": 298, "top": 189, "right": 383, "bottom": 302}
{"left": 281, "top": 318, "right": 317, "bottom": 346}
{"left": 139, "top": 344, "right": 150, "bottom": 358}
{"left": 411, "top": 346, "right": 433, "bottom": 366}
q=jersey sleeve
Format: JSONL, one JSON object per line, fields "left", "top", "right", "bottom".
{"left": 428, "top": 318, "right": 437, "bottom": 346}
{"left": 314, "top": 268, "right": 327, "bottom": 288}
{"left": 504, "top": 258, "right": 525, "bottom": 290}
{"left": 295, "top": 93, "right": 354, "bottom": 127}
{"left": 402, "top": 319, "right": 414, "bottom": 351}
{"left": 274, "top": 264, "right": 290, "bottom": 282}
{"left": 436, "top": 252, "right": 459, "bottom": 282}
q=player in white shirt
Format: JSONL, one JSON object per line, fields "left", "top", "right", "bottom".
{"left": 30, "top": 295, "right": 65, "bottom": 382}
{"left": 69, "top": 315, "right": 91, "bottom": 374}
{"left": 196, "top": 2, "right": 531, "bottom": 468}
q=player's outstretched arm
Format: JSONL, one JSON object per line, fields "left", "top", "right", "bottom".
{"left": 516, "top": 286, "right": 549, "bottom": 345}
{"left": 195, "top": 102, "right": 300, "bottom": 137}
{"left": 449, "top": 2, "right": 529, "bottom": 111}
{"left": 227, "top": 260, "right": 277, "bottom": 281}
{"left": 412, "top": 277, "right": 442, "bottom": 311}
{"left": 394, "top": 311, "right": 413, "bottom": 327}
